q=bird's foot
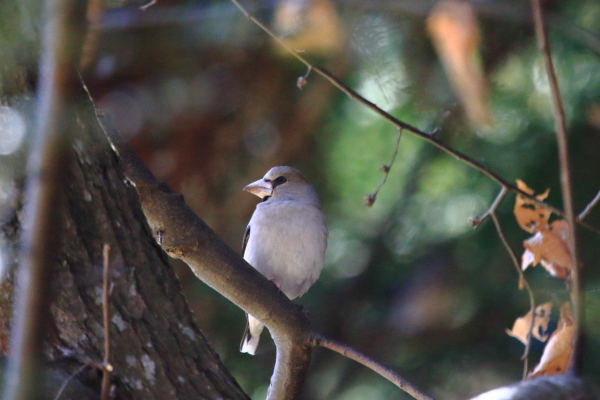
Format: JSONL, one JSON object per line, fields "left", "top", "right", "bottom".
{"left": 267, "top": 277, "right": 281, "bottom": 289}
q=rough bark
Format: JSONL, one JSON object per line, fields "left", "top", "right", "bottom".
{"left": 51, "top": 90, "right": 250, "bottom": 399}
{"left": 1, "top": 88, "right": 250, "bottom": 399}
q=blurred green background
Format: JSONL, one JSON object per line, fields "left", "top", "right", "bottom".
{"left": 2, "top": 0, "right": 600, "bottom": 398}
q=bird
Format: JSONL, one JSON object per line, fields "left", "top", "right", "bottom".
{"left": 240, "top": 166, "right": 328, "bottom": 355}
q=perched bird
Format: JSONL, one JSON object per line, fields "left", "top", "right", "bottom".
{"left": 240, "top": 166, "right": 328, "bottom": 355}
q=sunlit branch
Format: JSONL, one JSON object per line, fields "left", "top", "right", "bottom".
{"left": 577, "top": 189, "right": 600, "bottom": 222}
{"left": 490, "top": 212, "right": 536, "bottom": 379}
{"left": 531, "top": 0, "right": 582, "bottom": 374}
{"left": 315, "top": 334, "right": 434, "bottom": 400}
{"left": 470, "top": 187, "right": 508, "bottom": 229}
{"left": 229, "top": 0, "right": 600, "bottom": 235}
{"left": 365, "top": 128, "right": 403, "bottom": 207}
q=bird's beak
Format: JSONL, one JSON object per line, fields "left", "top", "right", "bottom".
{"left": 243, "top": 179, "right": 273, "bottom": 199}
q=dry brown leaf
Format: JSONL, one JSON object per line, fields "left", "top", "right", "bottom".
{"left": 530, "top": 303, "right": 574, "bottom": 377}
{"left": 514, "top": 179, "right": 551, "bottom": 233}
{"left": 522, "top": 220, "right": 571, "bottom": 279}
{"left": 426, "top": 0, "right": 491, "bottom": 129}
{"left": 273, "top": 0, "right": 345, "bottom": 56}
{"left": 506, "top": 303, "right": 552, "bottom": 344}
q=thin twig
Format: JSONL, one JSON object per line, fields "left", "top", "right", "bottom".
{"left": 140, "top": 0, "right": 157, "bottom": 11}
{"left": 469, "top": 187, "right": 508, "bottom": 229}
{"left": 229, "top": 0, "right": 600, "bottom": 235}
{"left": 52, "top": 365, "right": 87, "bottom": 400}
{"left": 577, "top": 189, "right": 600, "bottom": 221}
{"left": 531, "top": 0, "right": 582, "bottom": 374}
{"left": 490, "top": 212, "right": 536, "bottom": 379}
{"left": 365, "top": 128, "right": 403, "bottom": 207}
{"left": 315, "top": 334, "right": 434, "bottom": 400}
{"left": 101, "top": 244, "right": 114, "bottom": 400}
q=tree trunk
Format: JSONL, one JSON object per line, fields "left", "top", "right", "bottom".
{"left": 1, "top": 88, "right": 250, "bottom": 399}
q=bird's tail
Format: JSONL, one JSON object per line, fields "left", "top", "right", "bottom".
{"left": 240, "top": 314, "right": 264, "bottom": 355}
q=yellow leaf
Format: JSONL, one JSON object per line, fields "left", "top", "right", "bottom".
{"left": 273, "top": 0, "right": 344, "bottom": 56}
{"left": 522, "top": 220, "right": 571, "bottom": 278}
{"left": 513, "top": 179, "right": 551, "bottom": 233}
{"left": 426, "top": 0, "right": 491, "bottom": 129}
{"left": 530, "top": 303, "right": 574, "bottom": 377}
{"left": 506, "top": 303, "right": 552, "bottom": 344}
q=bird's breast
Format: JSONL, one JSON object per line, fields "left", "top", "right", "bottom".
{"left": 244, "top": 201, "right": 327, "bottom": 299}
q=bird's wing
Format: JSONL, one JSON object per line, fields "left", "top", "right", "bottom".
{"left": 242, "top": 224, "right": 250, "bottom": 257}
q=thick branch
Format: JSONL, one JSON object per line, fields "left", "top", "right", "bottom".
{"left": 95, "top": 102, "right": 434, "bottom": 400}
{"left": 97, "top": 114, "right": 313, "bottom": 399}
{"left": 2, "top": 0, "right": 89, "bottom": 398}
{"left": 531, "top": 0, "right": 582, "bottom": 374}
{"left": 470, "top": 374, "right": 596, "bottom": 400}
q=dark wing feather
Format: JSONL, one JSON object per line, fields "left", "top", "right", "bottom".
{"left": 242, "top": 224, "right": 250, "bottom": 257}
{"left": 239, "top": 314, "right": 251, "bottom": 351}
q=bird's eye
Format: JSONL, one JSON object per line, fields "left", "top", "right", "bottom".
{"left": 272, "top": 176, "right": 287, "bottom": 188}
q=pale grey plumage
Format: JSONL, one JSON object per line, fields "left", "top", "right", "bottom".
{"left": 240, "top": 166, "right": 327, "bottom": 355}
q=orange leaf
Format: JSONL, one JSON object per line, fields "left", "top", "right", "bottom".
{"left": 522, "top": 220, "right": 571, "bottom": 278}
{"left": 426, "top": 0, "right": 491, "bottom": 129}
{"left": 273, "top": 0, "right": 344, "bottom": 56}
{"left": 506, "top": 303, "right": 552, "bottom": 344}
{"left": 513, "top": 179, "right": 551, "bottom": 233}
{"left": 530, "top": 303, "right": 574, "bottom": 377}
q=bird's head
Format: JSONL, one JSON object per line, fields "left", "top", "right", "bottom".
{"left": 243, "top": 166, "right": 318, "bottom": 204}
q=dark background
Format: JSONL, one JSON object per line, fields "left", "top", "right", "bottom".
{"left": 3, "top": 0, "right": 600, "bottom": 398}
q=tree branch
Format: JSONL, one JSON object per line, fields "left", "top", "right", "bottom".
{"left": 469, "top": 187, "right": 508, "bottom": 229}
{"left": 470, "top": 374, "right": 596, "bottom": 400}
{"left": 577, "top": 189, "right": 600, "bottom": 222}
{"left": 101, "top": 244, "right": 114, "bottom": 400}
{"left": 94, "top": 97, "right": 434, "bottom": 400}
{"left": 1, "top": 0, "right": 89, "bottom": 398}
{"left": 97, "top": 113, "right": 313, "bottom": 399}
{"left": 490, "top": 212, "right": 536, "bottom": 379}
{"left": 229, "top": 0, "right": 600, "bottom": 235}
{"left": 531, "top": 0, "right": 582, "bottom": 374}
{"left": 365, "top": 129, "right": 403, "bottom": 207}
{"left": 316, "top": 334, "right": 434, "bottom": 400}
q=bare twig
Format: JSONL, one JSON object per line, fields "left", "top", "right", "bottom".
{"left": 52, "top": 365, "right": 88, "bottom": 400}
{"left": 531, "top": 0, "right": 582, "bottom": 374}
{"left": 140, "top": 0, "right": 157, "bottom": 11}
{"left": 490, "top": 212, "right": 536, "bottom": 379}
{"left": 577, "top": 189, "right": 600, "bottom": 222}
{"left": 469, "top": 187, "right": 508, "bottom": 229}
{"left": 101, "top": 244, "right": 114, "bottom": 400}
{"left": 365, "top": 129, "right": 403, "bottom": 207}
{"left": 229, "top": 0, "right": 600, "bottom": 235}
{"left": 316, "top": 334, "right": 434, "bottom": 400}
{"left": 2, "top": 0, "right": 88, "bottom": 399}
